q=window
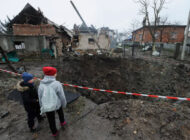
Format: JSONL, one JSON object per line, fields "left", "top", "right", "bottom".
{"left": 154, "top": 32, "right": 160, "bottom": 39}
{"left": 88, "top": 38, "right": 95, "bottom": 44}
{"left": 133, "top": 35, "right": 136, "bottom": 41}
{"left": 14, "top": 41, "right": 25, "bottom": 49}
{"left": 170, "top": 32, "right": 177, "bottom": 40}
{"left": 139, "top": 34, "right": 143, "bottom": 40}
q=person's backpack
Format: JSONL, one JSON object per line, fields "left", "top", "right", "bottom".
{"left": 40, "top": 83, "right": 61, "bottom": 114}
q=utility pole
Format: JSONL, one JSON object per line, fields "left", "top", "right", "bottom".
{"left": 181, "top": 10, "right": 190, "bottom": 60}
{"left": 70, "top": 1, "right": 103, "bottom": 53}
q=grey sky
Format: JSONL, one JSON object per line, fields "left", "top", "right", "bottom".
{"left": 0, "top": 0, "right": 189, "bottom": 32}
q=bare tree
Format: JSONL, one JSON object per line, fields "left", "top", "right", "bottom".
{"left": 129, "top": 19, "right": 141, "bottom": 42}
{"left": 135, "top": 0, "right": 167, "bottom": 51}
{"left": 0, "top": 26, "right": 3, "bottom": 34}
{"left": 0, "top": 20, "right": 6, "bottom": 34}
{"left": 0, "top": 16, "right": 13, "bottom": 34}
{"left": 172, "top": 20, "right": 182, "bottom": 25}
{"left": 158, "top": 16, "right": 168, "bottom": 42}
{"left": 130, "top": 19, "right": 141, "bottom": 32}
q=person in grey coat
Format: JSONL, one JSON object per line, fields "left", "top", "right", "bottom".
{"left": 38, "top": 67, "right": 67, "bottom": 136}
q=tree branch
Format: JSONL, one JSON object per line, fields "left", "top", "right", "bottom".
{"left": 136, "top": 0, "right": 167, "bottom": 43}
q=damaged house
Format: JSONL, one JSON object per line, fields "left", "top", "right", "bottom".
{"left": 72, "top": 24, "right": 115, "bottom": 51}
{"left": 0, "top": 3, "right": 72, "bottom": 58}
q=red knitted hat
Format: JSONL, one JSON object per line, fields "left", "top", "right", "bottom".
{"left": 43, "top": 67, "right": 57, "bottom": 76}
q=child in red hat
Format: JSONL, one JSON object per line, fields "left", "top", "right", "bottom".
{"left": 38, "top": 67, "right": 67, "bottom": 137}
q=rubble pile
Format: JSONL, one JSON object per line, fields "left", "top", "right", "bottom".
{"left": 97, "top": 100, "right": 190, "bottom": 140}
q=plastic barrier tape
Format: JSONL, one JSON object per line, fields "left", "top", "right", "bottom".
{"left": 0, "top": 68, "right": 190, "bottom": 101}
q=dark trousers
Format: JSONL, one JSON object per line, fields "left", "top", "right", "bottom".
{"left": 24, "top": 104, "right": 41, "bottom": 129}
{"left": 46, "top": 107, "right": 65, "bottom": 134}
{"left": 27, "top": 108, "right": 42, "bottom": 129}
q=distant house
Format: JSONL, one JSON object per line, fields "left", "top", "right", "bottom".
{"left": 72, "top": 24, "right": 115, "bottom": 50}
{"left": 0, "top": 3, "right": 72, "bottom": 57}
{"left": 132, "top": 25, "right": 186, "bottom": 44}
{"left": 122, "top": 35, "right": 133, "bottom": 46}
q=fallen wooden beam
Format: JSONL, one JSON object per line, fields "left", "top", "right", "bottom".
{"left": 0, "top": 46, "right": 17, "bottom": 72}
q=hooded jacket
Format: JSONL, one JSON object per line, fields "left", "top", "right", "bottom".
{"left": 38, "top": 76, "right": 67, "bottom": 111}
{"left": 16, "top": 81, "right": 40, "bottom": 112}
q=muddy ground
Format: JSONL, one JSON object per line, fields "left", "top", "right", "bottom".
{"left": 1, "top": 55, "right": 190, "bottom": 140}
{"left": 60, "top": 55, "right": 190, "bottom": 104}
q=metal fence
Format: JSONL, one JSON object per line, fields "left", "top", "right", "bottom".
{"left": 122, "top": 42, "right": 190, "bottom": 63}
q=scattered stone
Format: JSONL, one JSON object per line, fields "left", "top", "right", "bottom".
{"left": 133, "top": 130, "right": 137, "bottom": 134}
{"left": 0, "top": 111, "right": 9, "bottom": 119}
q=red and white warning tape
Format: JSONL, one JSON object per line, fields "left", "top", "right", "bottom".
{"left": 0, "top": 68, "right": 190, "bottom": 101}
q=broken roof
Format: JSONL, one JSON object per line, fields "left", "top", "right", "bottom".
{"left": 78, "top": 24, "right": 97, "bottom": 33}
{"left": 7, "top": 3, "right": 72, "bottom": 38}
{"left": 8, "top": 3, "right": 47, "bottom": 27}
{"left": 99, "top": 27, "right": 114, "bottom": 32}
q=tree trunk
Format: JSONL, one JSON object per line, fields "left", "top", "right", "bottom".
{"left": 152, "top": 37, "right": 156, "bottom": 53}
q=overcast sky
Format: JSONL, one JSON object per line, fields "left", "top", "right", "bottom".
{"left": 0, "top": 0, "right": 189, "bottom": 32}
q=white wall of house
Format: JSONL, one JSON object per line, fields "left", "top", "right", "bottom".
{"left": 98, "top": 34, "right": 110, "bottom": 50}
{"left": 75, "top": 33, "right": 110, "bottom": 50}
{"left": 77, "top": 33, "right": 98, "bottom": 50}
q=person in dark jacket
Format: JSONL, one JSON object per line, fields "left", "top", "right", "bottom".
{"left": 16, "top": 72, "right": 43, "bottom": 132}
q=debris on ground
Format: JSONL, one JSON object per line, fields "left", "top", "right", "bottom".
{"left": 0, "top": 111, "right": 9, "bottom": 119}
{"left": 1, "top": 56, "right": 190, "bottom": 140}
{"left": 96, "top": 100, "right": 190, "bottom": 140}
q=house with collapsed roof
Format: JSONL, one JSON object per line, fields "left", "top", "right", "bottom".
{"left": 0, "top": 3, "right": 72, "bottom": 58}
{"left": 72, "top": 24, "right": 116, "bottom": 51}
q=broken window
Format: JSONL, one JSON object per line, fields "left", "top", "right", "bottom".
{"left": 170, "top": 32, "right": 177, "bottom": 40}
{"left": 88, "top": 38, "right": 95, "bottom": 44}
{"left": 14, "top": 41, "right": 25, "bottom": 49}
{"left": 73, "top": 35, "right": 79, "bottom": 42}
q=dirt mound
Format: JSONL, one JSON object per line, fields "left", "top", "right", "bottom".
{"left": 97, "top": 100, "right": 190, "bottom": 140}
{"left": 59, "top": 55, "right": 190, "bottom": 104}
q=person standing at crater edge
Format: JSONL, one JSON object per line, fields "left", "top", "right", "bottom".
{"left": 16, "top": 72, "right": 43, "bottom": 132}
{"left": 38, "top": 66, "right": 67, "bottom": 137}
